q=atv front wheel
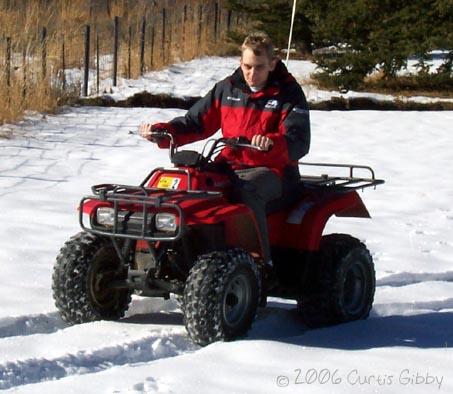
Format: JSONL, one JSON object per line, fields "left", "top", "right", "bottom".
{"left": 298, "top": 234, "right": 375, "bottom": 327}
{"left": 52, "top": 232, "right": 132, "bottom": 324}
{"left": 183, "top": 249, "right": 261, "bottom": 346}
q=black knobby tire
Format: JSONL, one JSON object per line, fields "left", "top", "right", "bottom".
{"left": 297, "top": 234, "right": 375, "bottom": 327}
{"left": 52, "top": 232, "right": 132, "bottom": 324}
{"left": 183, "top": 249, "right": 261, "bottom": 346}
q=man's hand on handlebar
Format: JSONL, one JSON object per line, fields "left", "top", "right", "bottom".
{"left": 139, "top": 123, "right": 155, "bottom": 141}
{"left": 138, "top": 123, "right": 174, "bottom": 150}
{"left": 223, "top": 135, "right": 274, "bottom": 151}
{"left": 139, "top": 122, "right": 172, "bottom": 143}
{"left": 251, "top": 135, "right": 274, "bottom": 151}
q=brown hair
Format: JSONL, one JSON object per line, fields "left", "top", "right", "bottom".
{"left": 241, "top": 32, "right": 275, "bottom": 60}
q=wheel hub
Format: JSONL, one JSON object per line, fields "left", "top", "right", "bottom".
{"left": 343, "top": 262, "right": 366, "bottom": 314}
{"left": 223, "top": 273, "right": 251, "bottom": 328}
{"left": 89, "top": 249, "right": 122, "bottom": 308}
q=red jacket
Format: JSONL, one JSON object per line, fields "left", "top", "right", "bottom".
{"left": 167, "top": 60, "right": 310, "bottom": 177}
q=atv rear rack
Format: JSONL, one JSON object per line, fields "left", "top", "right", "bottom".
{"left": 298, "top": 162, "right": 385, "bottom": 191}
{"left": 79, "top": 184, "right": 222, "bottom": 242}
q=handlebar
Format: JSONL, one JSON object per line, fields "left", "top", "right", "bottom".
{"left": 148, "top": 130, "right": 176, "bottom": 160}
{"left": 138, "top": 128, "right": 265, "bottom": 163}
{"left": 202, "top": 137, "right": 266, "bottom": 163}
{"left": 222, "top": 137, "right": 265, "bottom": 151}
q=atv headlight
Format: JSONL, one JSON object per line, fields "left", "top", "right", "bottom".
{"left": 96, "top": 207, "right": 115, "bottom": 227}
{"left": 155, "top": 213, "right": 177, "bottom": 232}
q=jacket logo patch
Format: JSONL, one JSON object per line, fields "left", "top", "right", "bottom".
{"left": 292, "top": 106, "right": 309, "bottom": 115}
{"left": 265, "top": 99, "right": 279, "bottom": 109}
{"left": 227, "top": 96, "right": 241, "bottom": 102}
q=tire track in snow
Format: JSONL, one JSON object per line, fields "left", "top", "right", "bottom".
{"left": 376, "top": 271, "right": 453, "bottom": 288}
{"left": 0, "top": 330, "right": 196, "bottom": 390}
{"left": 0, "top": 174, "right": 68, "bottom": 183}
{"left": 0, "top": 312, "right": 67, "bottom": 339}
{"left": 374, "top": 297, "right": 453, "bottom": 315}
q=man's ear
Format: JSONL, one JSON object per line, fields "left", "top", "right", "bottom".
{"left": 269, "top": 57, "right": 277, "bottom": 71}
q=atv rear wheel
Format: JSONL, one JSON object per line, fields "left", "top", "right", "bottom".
{"left": 183, "top": 249, "right": 261, "bottom": 346}
{"left": 297, "top": 234, "right": 375, "bottom": 327}
{"left": 52, "top": 232, "right": 132, "bottom": 324}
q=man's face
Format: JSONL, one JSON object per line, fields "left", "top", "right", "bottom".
{"left": 240, "top": 48, "right": 276, "bottom": 91}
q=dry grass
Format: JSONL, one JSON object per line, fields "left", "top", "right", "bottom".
{"left": 363, "top": 73, "right": 453, "bottom": 98}
{"left": 0, "top": 0, "right": 239, "bottom": 126}
{"left": 313, "top": 67, "right": 453, "bottom": 98}
{"left": 0, "top": 75, "right": 63, "bottom": 124}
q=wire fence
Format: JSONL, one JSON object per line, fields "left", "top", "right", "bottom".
{"left": 0, "top": 0, "right": 242, "bottom": 123}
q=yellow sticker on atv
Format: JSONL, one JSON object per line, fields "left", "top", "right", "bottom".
{"left": 157, "top": 176, "right": 181, "bottom": 190}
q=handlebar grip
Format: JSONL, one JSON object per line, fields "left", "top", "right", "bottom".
{"left": 150, "top": 129, "right": 168, "bottom": 136}
{"left": 224, "top": 136, "right": 250, "bottom": 145}
{"left": 223, "top": 137, "right": 264, "bottom": 151}
{"left": 149, "top": 130, "right": 172, "bottom": 141}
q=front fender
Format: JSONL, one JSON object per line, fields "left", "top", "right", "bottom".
{"left": 183, "top": 201, "right": 263, "bottom": 259}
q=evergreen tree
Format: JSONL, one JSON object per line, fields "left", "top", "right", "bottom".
{"left": 229, "top": 0, "right": 452, "bottom": 90}
{"left": 227, "top": 0, "right": 313, "bottom": 56}
{"left": 301, "top": 0, "right": 452, "bottom": 87}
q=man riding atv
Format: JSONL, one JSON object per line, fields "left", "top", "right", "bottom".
{"left": 53, "top": 32, "right": 383, "bottom": 347}
{"left": 139, "top": 32, "right": 310, "bottom": 274}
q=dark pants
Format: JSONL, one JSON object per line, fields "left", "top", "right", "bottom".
{"left": 231, "top": 167, "right": 282, "bottom": 264}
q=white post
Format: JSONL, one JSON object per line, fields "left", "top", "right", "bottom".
{"left": 285, "top": 0, "right": 297, "bottom": 67}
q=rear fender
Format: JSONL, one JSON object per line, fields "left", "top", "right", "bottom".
{"left": 277, "top": 190, "right": 370, "bottom": 251}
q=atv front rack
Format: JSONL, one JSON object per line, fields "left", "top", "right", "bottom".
{"left": 79, "top": 183, "right": 222, "bottom": 242}
{"left": 298, "top": 162, "right": 385, "bottom": 191}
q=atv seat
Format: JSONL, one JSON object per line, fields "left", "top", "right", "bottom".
{"left": 266, "top": 180, "right": 306, "bottom": 215}
{"left": 171, "top": 150, "right": 204, "bottom": 167}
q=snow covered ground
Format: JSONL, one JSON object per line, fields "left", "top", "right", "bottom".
{"left": 1, "top": 57, "right": 452, "bottom": 393}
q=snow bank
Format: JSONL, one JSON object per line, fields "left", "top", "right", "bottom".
{"left": 100, "top": 56, "right": 452, "bottom": 106}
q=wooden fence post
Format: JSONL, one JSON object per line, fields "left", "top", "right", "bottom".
{"left": 5, "top": 37, "right": 11, "bottom": 88}
{"left": 113, "top": 16, "right": 119, "bottom": 87}
{"left": 161, "top": 8, "right": 166, "bottom": 64}
{"left": 168, "top": 9, "right": 173, "bottom": 63}
{"left": 127, "top": 24, "right": 132, "bottom": 79}
{"left": 214, "top": 2, "right": 219, "bottom": 42}
{"left": 61, "top": 35, "right": 66, "bottom": 91}
{"left": 150, "top": 25, "right": 155, "bottom": 68}
{"left": 140, "top": 16, "right": 146, "bottom": 75}
{"left": 198, "top": 4, "right": 203, "bottom": 45}
{"left": 41, "top": 27, "right": 47, "bottom": 79}
{"left": 83, "top": 24, "right": 90, "bottom": 96}
{"left": 96, "top": 31, "right": 100, "bottom": 94}
{"left": 182, "top": 5, "right": 187, "bottom": 58}
{"left": 22, "top": 47, "right": 27, "bottom": 101}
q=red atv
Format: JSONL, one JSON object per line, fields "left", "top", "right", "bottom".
{"left": 52, "top": 132, "right": 384, "bottom": 346}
